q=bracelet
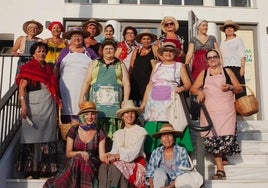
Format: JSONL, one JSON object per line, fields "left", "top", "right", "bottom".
{"left": 20, "top": 96, "right": 25, "bottom": 100}
{"left": 229, "top": 85, "right": 234, "bottom": 91}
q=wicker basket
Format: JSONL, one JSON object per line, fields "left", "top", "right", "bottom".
{"left": 235, "top": 85, "right": 259, "bottom": 116}
{"left": 58, "top": 108, "right": 79, "bottom": 141}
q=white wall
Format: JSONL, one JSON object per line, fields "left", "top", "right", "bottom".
{"left": 0, "top": 0, "right": 267, "bottom": 119}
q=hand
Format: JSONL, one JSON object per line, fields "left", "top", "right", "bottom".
{"left": 81, "top": 151, "right": 89, "bottom": 161}
{"left": 221, "top": 84, "right": 232, "bottom": 92}
{"left": 196, "top": 90, "right": 205, "bottom": 104}
{"left": 175, "top": 86, "right": 186, "bottom": 93}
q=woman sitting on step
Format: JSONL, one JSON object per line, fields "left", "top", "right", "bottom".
{"left": 43, "top": 101, "right": 107, "bottom": 188}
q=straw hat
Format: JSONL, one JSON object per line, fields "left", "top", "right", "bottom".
{"left": 135, "top": 29, "right": 157, "bottom": 44}
{"left": 78, "top": 101, "right": 98, "bottom": 115}
{"left": 160, "top": 16, "right": 179, "bottom": 33}
{"left": 220, "top": 20, "right": 240, "bottom": 32}
{"left": 48, "top": 21, "right": 65, "bottom": 32}
{"left": 23, "top": 20, "right": 43, "bottom": 35}
{"left": 62, "top": 27, "right": 90, "bottom": 40}
{"left": 116, "top": 100, "right": 143, "bottom": 118}
{"left": 82, "top": 18, "right": 103, "bottom": 36}
{"left": 157, "top": 41, "right": 180, "bottom": 57}
{"left": 152, "top": 124, "right": 182, "bottom": 139}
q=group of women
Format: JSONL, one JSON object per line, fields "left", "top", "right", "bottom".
{"left": 14, "top": 16, "right": 246, "bottom": 187}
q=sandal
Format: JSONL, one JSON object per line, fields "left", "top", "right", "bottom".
{"left": 212, "top": 170, "right": 226, "bottom": 180}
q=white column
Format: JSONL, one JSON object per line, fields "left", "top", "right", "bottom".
{"left": 108, "top": 0, "right": 119, "bottom": 4}
{"left": 203, "top": 0, "right": 215, "bottom": 6}
{"left": 207, "top": 22, "right": 219, "bottom": 41}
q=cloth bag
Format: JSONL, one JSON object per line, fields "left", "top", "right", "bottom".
{"left": 166, "top": 91, "right": 188, "bottom": 132}
{"left": 175, "top": 156, "right": 203, "bottom": 188}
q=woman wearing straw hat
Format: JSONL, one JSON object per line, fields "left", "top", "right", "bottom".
{"left": 158, "top": 16, "right": 185, "bottom": 62}
{"left": 98, "top": 100, "right": 147, "bottom": 188}
{"left": 82, "top": 18, "right": 103, "bottom": 56}
{"left": 44, "top": 101, "right": 107, "bottom": 188}
{"left": 140, "top": 41, "right": 193, "bottom": 155}
{"left": 146, "top": 124, "right": 193, "bottom": 188}
{"left": 43, "top": 21, "right": 68, "bottom": 67}
{"left": 55, "top": 27, "right": 98, "bottom": 125}
{"left": 220, "top": 20, "right": 247, "bottom": 99}
{"left": 129, "top": 29, "right": 159, "bottom": 106}
{"left": 12, "top": 20, "right": 43, "bottom": 59}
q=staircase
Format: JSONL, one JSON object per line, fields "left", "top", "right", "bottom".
{"left": 5, "top": 120, "right": 268, "bottom": 188}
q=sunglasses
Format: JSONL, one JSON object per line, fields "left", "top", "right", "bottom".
{"left": 207, "top": 55, "right": 219, "bottom": 61}
{"left": 164, "top": 22, "right": 174, "bottom": 27}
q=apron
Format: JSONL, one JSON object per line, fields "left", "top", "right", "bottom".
{"left": 21, "top": 87, "right": 57, "bottom": 143}
{"left": 59, "top": 49, "right": 92, "bottom": 115}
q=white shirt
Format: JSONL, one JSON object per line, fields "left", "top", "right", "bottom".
{"left": 220, "top": 37, "right": 245, "bottom": 67}
{"left": 110, "top": 124, "right": 147, "bottom": 162}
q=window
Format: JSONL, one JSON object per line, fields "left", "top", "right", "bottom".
{"left": 120, "top": 0, "right": 137, "bottom": 3}
{"left": 184, "top": 0, "right": 203, "bottom": 5}
{"left": 162, "top": 0, "right": 182, "bottom": 5}
{"left": 216, "top": 0, "right": 251, "bottom": 7}
{"left": 140, "top": 0, "right": 159, "bottom": 4}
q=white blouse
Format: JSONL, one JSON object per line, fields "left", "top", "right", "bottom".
{"left": 110, "top": 124, "right": 147, "bottom": 162}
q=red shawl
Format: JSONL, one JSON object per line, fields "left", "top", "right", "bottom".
{"left": 16, "top": 59, "right": 60, "bottom": 104}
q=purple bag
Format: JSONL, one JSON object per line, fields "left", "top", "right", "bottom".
{"left": 151, "top": 85, "right": 172, "bottom": 101}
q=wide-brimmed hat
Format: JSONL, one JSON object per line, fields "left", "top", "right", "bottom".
{"left": 220, "top": 20, "right": 240, "bottom": 32}
{"left": 78, "top": 101, "right": 98, "bottom": 115}
{"left": 152, "top": 124, "right": 182, "bottom": 139}
{"left": 158, "top": 42, "right": 180, "bottom": 57}
{"left": 116, "top": 100, "right": 143, "bottom": 118}
{"left": 160, "top": 16, "right": 179, "bottom": 33}
{"left": 62, "top": 27, "right": 90, "bottom": 40}
{"left": 135, "top": 29, "right": 157, "bottom": 44}
{"left": 48, "top": 21, "right": 65, "bottom": 32}
{"left": 23, "top": 20, "right": 43, "bottom": 35}
{"left": 82, "top": 18, "right": 103, "bottom": 36}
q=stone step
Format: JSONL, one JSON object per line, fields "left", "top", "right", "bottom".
{"left": 205, "top": 179, "right": 268, "bottom": 188}
{"left": 7, "top": 179, "right": 47, "bottom": 188}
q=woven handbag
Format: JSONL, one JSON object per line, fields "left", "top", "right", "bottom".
{"left": 235, "top": 85, "right": 259, "bottom": 116}
{"left": 58, "top": 108, "right": 79, "bottom": 141}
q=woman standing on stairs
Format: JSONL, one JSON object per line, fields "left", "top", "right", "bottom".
{"left": 16, "top": 42, "right": 61, "bottom": 179}
{"left": 190, "top": 49, "right": 242, "bottom": 180}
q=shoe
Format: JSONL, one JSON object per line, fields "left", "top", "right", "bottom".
{"left": 212, "top": 170, "right": 226, "bottom": 180}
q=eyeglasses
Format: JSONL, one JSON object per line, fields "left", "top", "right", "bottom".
{"left": 164, "top": 22, "right": 174, "bottom": 27}
{"left": 207, "top": 56, "right": 219, "bottom": 61}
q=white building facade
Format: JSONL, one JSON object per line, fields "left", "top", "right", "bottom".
{"left": 0, "top": 0, "right": 267, "bottom": 120}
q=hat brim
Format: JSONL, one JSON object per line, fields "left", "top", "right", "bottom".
{"left": 82, "top": 20, "right": 103, "bottom": 36}
{"left": 63, "top": 30, "right": 91, "bottom": 40}
{"left": 116, "top": 107, "right": 144, "bottom": 118}
{"left": 23, "top": 20, "right": 43, "bottom": 35}
{"left": 152, "top": 130, "right": 182, "bottom": 139}
{"left": 135, "top": 33, "right": 157, "bottom": 44}
{"left": 78, "top": 108, "right": 98, "bottom": 115}
{"left": 220, "top": 23, "right": 240, "bottom": 32}
{"left": 158, "top": 46, "right": 180, "bottom": 58}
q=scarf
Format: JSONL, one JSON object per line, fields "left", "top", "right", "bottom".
{"left": 16, "top": 58, "right": 60, "bottom": 104}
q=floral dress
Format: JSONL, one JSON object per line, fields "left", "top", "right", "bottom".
{"left": 43, "top": 126, "right": 105, "bottom": 188}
